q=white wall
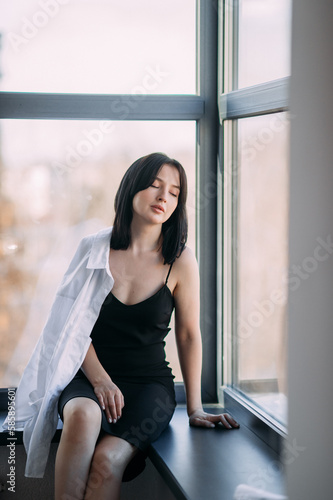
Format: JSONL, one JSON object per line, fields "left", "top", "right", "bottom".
{"left": 286, "top": 0, "right": 333, "bottom": 498}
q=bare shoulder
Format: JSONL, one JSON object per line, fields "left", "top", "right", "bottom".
{"left": 173, "top": 246, "right": 199, "bottom": 285}
{"left": 174, "top": 246, "right": 198, "bottom": 269}
{"left": 172, "top": 247, "right": 200, "bottom": 318}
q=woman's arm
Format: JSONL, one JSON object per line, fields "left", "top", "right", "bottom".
{"left": 173, "top": 247, "right": 203, "bottom": 415}
{"left": 81, "top": 343, "right": 124, "bottom": 424}
{"left": 174, "top": 247, "right": 239, "bottom": 429}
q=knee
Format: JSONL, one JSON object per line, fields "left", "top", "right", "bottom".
{"left": 90, "top": 447, "right": 125, "bottom": 482}
{"left": 62, "top": 398, "right": 101, "bottom": 442}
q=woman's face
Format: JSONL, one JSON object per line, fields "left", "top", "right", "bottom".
{"left": 132, "top": 164, "right": 180, "bottom": 225}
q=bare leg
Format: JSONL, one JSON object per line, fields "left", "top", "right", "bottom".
{"left": 84, "top": 434, "right": 138, "bottom": 500}
{"left": 55, "top": 397, "right": 102, "bottom": 500}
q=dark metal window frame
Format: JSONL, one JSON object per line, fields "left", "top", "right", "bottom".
{"left": 218, "top": 0, "right": 290, "bottom": 451}
{"left": 0, "top": 93, "right": 204, "bottom": 121}
{"left": 219, "top": 77, "right": 289, "bottom": 121}
{"left": 0, "top": 0, "right": 219, "bottom": 410}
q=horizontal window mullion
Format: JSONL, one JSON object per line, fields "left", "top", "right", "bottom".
{"left": 0, "top": 92, "right": 204, "bottom": 121}
{"left": 219, "top": 77, "right": 289, "bottom": 121}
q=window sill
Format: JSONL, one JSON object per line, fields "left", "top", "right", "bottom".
{"left": 222, "top": 386, "right": 287, "bottom": 455}
{"left": 149, "top": 405, "right": 286, "bottom": 500}
{"left": 0, "top": 405, "right": 286, "bottom": 500}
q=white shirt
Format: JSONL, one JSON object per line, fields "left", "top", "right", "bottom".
{"left": 2, "top": 226, "right": 115, "bottom": 478}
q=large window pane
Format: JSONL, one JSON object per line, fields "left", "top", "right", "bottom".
{"left": 237, "top": 0, "right": 291, "bottom": 88}
{"left": 234, "top": 112, "right": 289, "bottom": 424}
{"left": 0, "top": 0, "right": 196, "bottom": 94}
{"left": 0, "top": 119, "right": 196, "bottom": 387}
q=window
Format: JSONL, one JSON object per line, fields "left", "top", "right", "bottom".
{"left": 219, "top": 0, "right": 292, "bottom": 433}
{"left": 0, "top": 1, "right": 292, "bottom": 435}
{"left": 0, "top": 0, "right": 196, "bottom": 94}
{"left": 237, "top": 0, "right": 291, "bottom": 88}
{"left": 0, "top": 1, "right": 201, "bottom": 393}
{"left": 233, "top": 112, "right": 289, "bottom": 424}
{"left": 0, "top": 119, "right": 196, "bottom": 387}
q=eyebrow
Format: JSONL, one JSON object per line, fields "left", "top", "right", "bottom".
{"left": 155, "top": 176, "right": 181, "bottom": 190}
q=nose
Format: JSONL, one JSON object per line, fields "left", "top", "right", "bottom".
{"left": 157, "top": 189, "right": 167, "bottom": 203}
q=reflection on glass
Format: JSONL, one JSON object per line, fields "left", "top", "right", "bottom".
{"left": 237, "top": 0, "right": 292, "bottom": 88}
{"left": 235, "top": 112, "right": 289, "bottom": 424}
{"left": 0, "top": 119, "right": 196, "bottom": 387}
{"left": 0, "top": 0, "right": 196, "bottom": 94}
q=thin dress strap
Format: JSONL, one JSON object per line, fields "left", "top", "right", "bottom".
{"left": 165, "top": 263, "right": 173, "bottom": 285}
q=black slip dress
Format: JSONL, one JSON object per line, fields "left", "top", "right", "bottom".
{"left": 58, "top": 263, "right": 177, "bottom": 481}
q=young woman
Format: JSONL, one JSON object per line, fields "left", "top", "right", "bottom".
{"left": 5, "top": 153, "right": 239, "bottom": 499}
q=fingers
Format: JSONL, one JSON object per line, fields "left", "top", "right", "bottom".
{"left": 190, "top": 412, "right": 240, "bottom": 430}
{"left": 94, "top": 386, "right": 125, "bottom": 424}
{"left": 105, "top": 390, "right": 124, "bottom": 423}
{"left": 96, "top": 393, "right": 106, "bottom": 412}
{"left": 190, "top": 416, "right": 216, "bottom": 428}
{"left": 106, "top": 391, "right": 124, "bottom": 423}
{"left": 105, "top": 396, "right": 117, "bottom": 424}
{"left": 217, "top": 413, "right": 240, "bottom": 429}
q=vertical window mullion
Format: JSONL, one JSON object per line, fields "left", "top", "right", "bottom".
{"left": 231, "top": 119, "right": 239, "bottom": 389}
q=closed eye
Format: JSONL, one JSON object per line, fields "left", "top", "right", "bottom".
{"left": 150, "top": 183, "right": 178, "bottom": 197}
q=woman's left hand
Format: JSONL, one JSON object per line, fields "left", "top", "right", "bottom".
{"left": 189, "top": 408, "right": 240, "bottom": 429}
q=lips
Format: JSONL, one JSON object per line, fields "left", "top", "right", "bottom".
{"left": 151, "top": 205, "right": 165, "bottom": 213}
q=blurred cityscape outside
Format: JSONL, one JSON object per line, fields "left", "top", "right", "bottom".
{"left": 236, "top": 112, "right": 290, "bottom": 424}
{"left": 0, "top": 119, "right": 196, "bottom": 386}
{"left": 0, "top": 0, "right": 197, "bottom": 387}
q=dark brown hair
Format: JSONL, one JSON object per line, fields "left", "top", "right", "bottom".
{"left": 111, "top": 152, "right": 188, "bottom": 264}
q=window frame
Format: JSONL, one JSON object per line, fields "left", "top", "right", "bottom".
{"left": 218, "top": 0, "right": 290, "bottom": 450}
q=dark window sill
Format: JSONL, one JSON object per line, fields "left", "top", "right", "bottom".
{"left": 149, "top": 406, "right": 286, "bottom": 500}
{"left": 223, "top": 386, "right": 287, "bottom": 455}
{"left": 1, "top": 404, "right": 286, "bottom": 500}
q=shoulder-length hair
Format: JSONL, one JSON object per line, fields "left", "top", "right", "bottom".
{"left": 111, "top": 152, "right": 188, "bottom": 264}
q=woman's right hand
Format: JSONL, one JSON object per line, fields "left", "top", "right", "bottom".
{"left": 93, "top": 379, "right": 124, "bottom": 424}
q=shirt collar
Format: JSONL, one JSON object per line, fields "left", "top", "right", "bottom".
{"left": 86, "top": 226, "right": 113, "bottom": 271}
